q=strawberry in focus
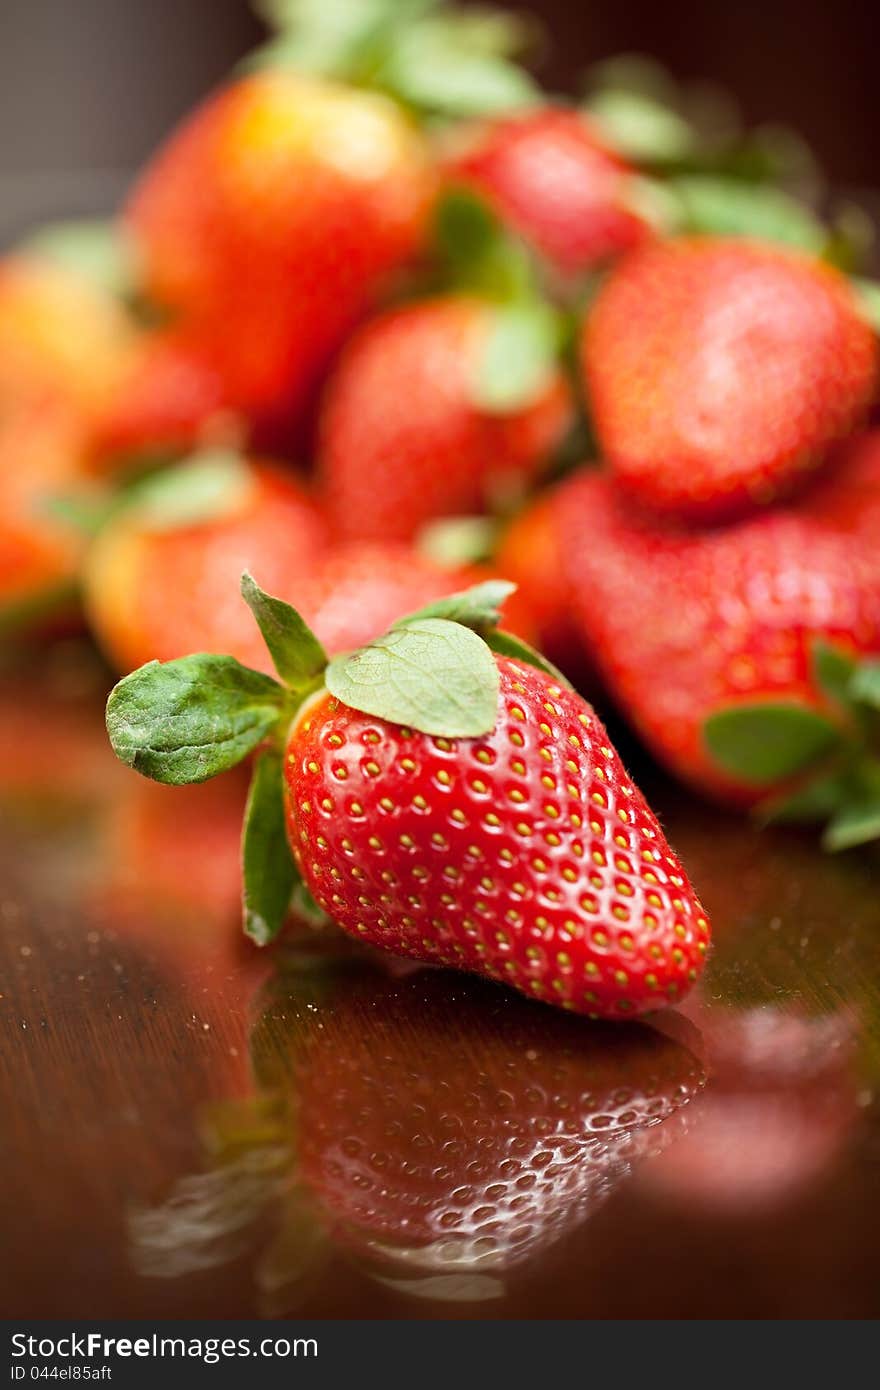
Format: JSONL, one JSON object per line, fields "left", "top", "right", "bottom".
{"left": 583, "top": 237, "right": 878, "bottom": 521}
{"left": 319, "top": 295, "right": 572, "bottom": 543}
{"left": 285, "top": 658, "right": 709, "bottom": 1016}
{"left": 105, "top": 576, "right": 711, "bottom": 1019}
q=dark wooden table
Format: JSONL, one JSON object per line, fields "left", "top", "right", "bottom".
{"left": 2, "top": 643, "right": 879, "bottom": 1319}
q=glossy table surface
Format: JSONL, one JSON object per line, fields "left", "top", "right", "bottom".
{"left": 2, "top": 643, "right": 879, "bottom": 1320}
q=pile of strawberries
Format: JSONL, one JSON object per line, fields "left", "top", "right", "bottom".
{"left": 6, "top": 0, "right": 880, "bottom": 1020}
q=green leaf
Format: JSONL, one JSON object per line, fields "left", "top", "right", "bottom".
{"left": 434, "top": 188, "right": 534, "bottom": 301}
{"left": 483, "top": 627, "right": 573, "bottom": 688}
{"left": 703, "top": 702, "right": 842, "bottom": 786}
{"left": 400, "top": 579, "right": 515, "bottom": 631}
{"left": 851, "top": 661, "right": 880, "bottom": 709}
{"left": 106, "top": 655, "right": 285, "bottom": 785}
{"left": 290, "top": 880, "right": 333, "bottom": 929}
{"left": 824, "top": 795, "right": 880, "bottom": 852}
{"left": 471, "top": 301, "right": 560, "bottom": 413}
{"left": 812, "top": 640, "right": 859, "bottom": 707}
{"left": 384, "top": 23, "right": 540, "bottom": 118}
{"left": 417, "top": 515, "right": 498, "bottom": 567}
{"left": 759, "top": 771, "right": 849, "bottom": 825}
{"left": 586, "top": 89, "right": 696, "bottom": 164}
{"left": 123, "top": 453, "right": 255, "bottom": 533}
{"left": 668, "top": 176, "right": 824, "bottom": 250}
{"left": 852, "top": 278, "right": 880, "bottom": 332}
{"left": 325, "top": 618, "right": 499, "bottom": 737}
{"left": 240, "top": 572, "right": 327, "bottom": 693}
{"left": 20, "top": 219, "right": 140, "bottom": 299}
{"left": 242, "top": 751, "right": 299, "bottom": 946}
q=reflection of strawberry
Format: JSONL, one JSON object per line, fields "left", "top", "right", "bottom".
{"left": 560, "top": 471, "right": 880, "bottom": 809}
{"left": 644, "top": 1010, "right": 857, "bottom": 1213}
{"left": 583, "top": 238, "right": 878, "bottom": 521}
{"left": 253, "top": 966, "right": 705, "bottom": 1294}
{"left": 84, "top": 458, "right": 329, "bottom": 674}
{"left": 319, "top": 295, "right": 572, "bottom": 543}
{"left": 126, "top": 71, "right": 435, "bottom": 442}
{"left": 447, "top": 109, "right": 650, "bottom": 278}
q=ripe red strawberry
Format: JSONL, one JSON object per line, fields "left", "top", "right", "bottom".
{"left": 105, "top": 577, "right": 711, "bottom": 1018}
{"left": 583, "top": 237, "right": 878, "bottom": 521}
{"left": 319, "top": 295, "right": 572, "bottom": 543}
{"left": 284, "top": 662, "right": 708, "bottom": 1018}
{"left": 559, "top": 470, "right": 880, "bottom": 833}
{"left": 126, "top": 70, "right": 436, "bottom": 442}
{"left": 447, "top": 108, "right": 651, "bottom": 279}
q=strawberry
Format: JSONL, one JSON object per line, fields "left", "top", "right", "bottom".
{"left": 0, "top": 398, "right": 89, "bottom": 634}
{"left": 0, "top": 251, "right": 136, "bottom": 431}
{"left": 105, "top": 575, "right": 711, "bottom": 1018}
{"left": 319, "top": 294, "right": 572, "bottom": 543}
{"left": 447, "top": 108, "right": 650, "bottom": 280}
{"left": 125, "top": 69, "right": 435, "bottom": 442}
{"left": 93, "top": 330, "right": 234, "bottom": 470}
{"left": 84, "top": 455, "right": 329, "bottom": 674}
{"left": 583, "top": 237, "right": 878, "bottom": 521}
{"left": 559, "top": 469, "right": 880, "bottom": 845}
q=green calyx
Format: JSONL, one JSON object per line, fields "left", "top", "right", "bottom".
{"left": 433, "top": 188, "right": 567, "bottom": 412}
{"left": 703, "top": 639, "right": 880, "bottom": 851}
{"left": 248, "top": 0, "right": 541, "bottom": 118}
{"left": 105, "top": 571, "right": 557, "bottom": 943}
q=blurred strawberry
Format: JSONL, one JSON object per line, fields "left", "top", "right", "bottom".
{"left": 126, "top": 69, "right": 436, "bottom": 443}
{"left": 447, "top": 108, "right": 651, "bottom": 280}
{"left": 583, "top": 238, "right": 878, "bottom": 521}
{"left": 93, "top": 330, "right": 235, "bottom": 469}
{"left": 494, "top": 484, "right": 583, "bottom": 670}
{"left": 560, "top": 469, "right": 880, "bottom": 838}
{"left": 319, "top": 294, "right": 572, "bottom": 543}
{"left": 0, "top": 399, "right": 89, "bottom": 634}
{"left": 84, "top": 455, "right": 328, "bottom": 674}
{"left": 0, "top": 252, "right": 136, "bottom": 431}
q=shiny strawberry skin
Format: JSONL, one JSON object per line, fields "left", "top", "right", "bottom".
{"left": 284, "top": 658, "right": 710, "bottom": 1018}
{"left": 318, "top": 295, "right": 572, "bottom": 543}
{"left": 448, "top": 108, "right": 650, "bottom": 277}
{"left": 583, "top": 238, "right": 878, "bottom": 521}
{"left": 127, "top": 72, "right": 436, "bottom": 438}
{"left": 559, "top": 471, "right": 880, "bottom": 804}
